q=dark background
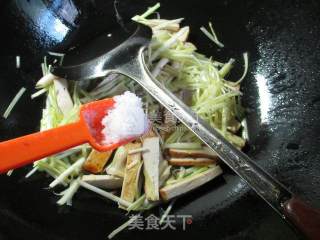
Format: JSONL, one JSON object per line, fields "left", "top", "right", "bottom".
{"left": 0, "top": 0, "right": 320, "bottom": 239}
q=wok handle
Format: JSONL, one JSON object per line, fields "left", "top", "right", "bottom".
{"left": 283, "top": 196, "right": 320, "bottom": 240}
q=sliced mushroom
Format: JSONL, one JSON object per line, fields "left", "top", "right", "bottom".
{"left": 142, "top": 137, "right": 162, "bottom": 201}
{"left": 168, "top": 157, "right": 217, "bottom": 166}
{"left": 106, "top": 146, "right": 127, "bottom": 178}
{"left": 83, "top": 149, "right": 113, "bottom": 174}
{"left": 135, "top": 162, "right": 144, "bottom": 200}
{"left": 167, "top": 147, "right": 218, "bottom": 159}
{"left": 160, "top": 165, "right": 223, "bottom": 201}
{"left": 120, "top": 143, "right": 143, "bottom": 204}
{"left": 81, "top": 175, "right": 123, "bottom": 189}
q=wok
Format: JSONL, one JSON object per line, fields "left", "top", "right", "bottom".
{"left": 0, "top": 0, "right": 319, "bottom": 239}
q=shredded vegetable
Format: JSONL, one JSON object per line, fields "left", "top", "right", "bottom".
{"left": 3, "top": 87, "right": 26, "bottom": 119}
{"left": 49, "top": 157, "right": 85, "bottom": 188}
{"left": 107, "top": 215, "right": 140, "bottom": 239}
{"left": 79, "top": 180, "right": 131, "bottom": 208}
{"left": 57, "top": 177, "right": 81, "bottom": 206}
{"left": 16, "top": 56, "right": 20, "bottom": 69}
{"left": 6, "top": 170, "right": 14, "bottom": 176}
{"left": 200, "top": 22, "right": 224, "bottom": 48}
{"left": 159, "top": 199, "right": 176, "bottom": 224}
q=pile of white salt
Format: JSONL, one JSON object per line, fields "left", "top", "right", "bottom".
{"left": 101, "top": 91, "right": 149, "bottom": 144}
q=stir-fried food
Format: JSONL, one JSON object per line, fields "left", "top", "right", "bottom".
{"left": 20, "top": 3, "right": 248, "bottom": 238}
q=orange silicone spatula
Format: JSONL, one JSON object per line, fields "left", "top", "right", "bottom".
{"left": 0, "top": 97, "right": 132, "bottom": 173}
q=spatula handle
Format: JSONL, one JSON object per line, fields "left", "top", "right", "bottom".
{"left": 283, "top": 196, "right": 320, "bottom": 240}
{"left": 0, "top": 121, "right": 89, "bottom": 173}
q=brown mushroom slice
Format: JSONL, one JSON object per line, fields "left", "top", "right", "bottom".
{"left": 135, "top": 162, "right": 144, "bottom": 200}
{"left": 142, "top": 137, "right": 162, "bottom": 201}
{"left": 160, "top": 165, "right": 223, "bottom": 201}
{"left": 168, "top": 147, "right": 218, "bottom": 159}
{"left": 81, "top": 175, "right": 123, "bottom": 189}
{"left": 83, "top": 149, "right": 113, "bottom": 174}
{"left": 168, "top": 157, "right": 217, "bottom": 166}
{"left": 106, "top": 146, "right": 127, "bottom": 178}
{"left": 120, "top": 143, "right": 143, "bottom": 204}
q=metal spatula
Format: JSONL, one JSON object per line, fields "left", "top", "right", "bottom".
{"left": 52, "top": 23, "right": 320, "bottom": 240}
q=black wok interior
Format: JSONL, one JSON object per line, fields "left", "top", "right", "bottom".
{"left": 0, "top": 0, "right": 320, "bottom": 239}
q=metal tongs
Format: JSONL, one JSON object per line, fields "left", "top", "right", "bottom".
{"left": 52, "top": 23, "right": 320, "bottom": 239}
